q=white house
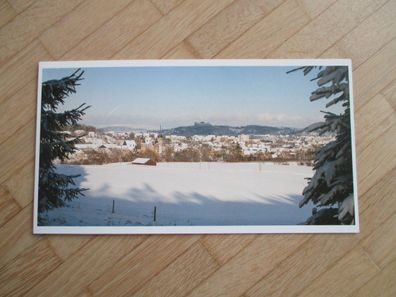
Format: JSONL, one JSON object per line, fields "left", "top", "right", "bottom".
{"left": 122, "top": 140, "right": 137, "bottom": 150}
{"left": 88, "top": 131, "right": 96, "bottom": 138}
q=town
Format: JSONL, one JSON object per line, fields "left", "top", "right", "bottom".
{"left": 61, "top": 124, "right": 334, "bottom": 165}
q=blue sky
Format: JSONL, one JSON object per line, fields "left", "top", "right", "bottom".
{"left": 42, "top": 66, "right": 341, "bottom": 129}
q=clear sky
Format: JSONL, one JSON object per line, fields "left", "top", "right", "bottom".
{"left": 42, "top": 66, "right": 342, "bottom": 129}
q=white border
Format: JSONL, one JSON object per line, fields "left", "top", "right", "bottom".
{"left": 34, "top": 59, "right": 359, "bottom": 234}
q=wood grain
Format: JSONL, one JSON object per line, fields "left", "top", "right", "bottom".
{"left": 0, "top": 206, "right": 38, "bottom": 268}
{"left": 0, "top": 186, "right": 21, "bottom": 228}
{"left": 8, "top": 0, "right": 36, "bottom": 13}
{"left": 245, "top": 234, "right": 358, "bottom": 297}
{"left": 0, "top": 0, "right": 82, "bottom": 64}
{"left": 355, "top": 94, "right": 395, "bottom": 155}
{"left": 268, "top": 0, "right": 388, "bottom": 58}
{"left": 131, "top": 241, "right": 219, "bottom": 297}
{"left": 333, "top": 0, "right": 396, "bottom": 68}
{"left": 0, "top": 117, "right": 35, "bottom": 184}
{"left": 39, "top": 0, "right": 134, "bottom": 58}
{"left": 186, "top": 235, "right": 309, "bottom": 297}
{"left": 1, "top": 158, "right": 35, "bottom": 208}
{"left": 0, "top": 239, "right": 62, "bottom": 296}
{"left": 0, "top": 0, "right": 395, "bottom": 296}
{"left": 216, "top": 0, "right": 312, "bottom": 58}
{"left": 0, "top": 81, "right": 36, "bottom": 143}
{"left": 361, "top": 212, "right": 396, "bottom": 269}
{"left": 113, "top": 0, "right": 235, "bottom": 59}
{"left": 381, "top": 80, "right": 396, "bottom": 110}
{"left": 201, "top": 234, "right": 256, "bottom": 265}
{"left": 163, "top": 41, "right": 199, "bottom": 59}
{"left": 186, "top": 0, "right": 285, "bottom": 58}
{"left": 348, "top": 258, "right": 396, "bottom": 297}
{"left": 0, "top": 1, "right": 16, "bottom": 28}
{"left": 354, "top": 37, "right": 396, "bottom": 110}
{"left": 87, "top": 235, "right": 200, "bottom": 296}
{"left": 295, "top": 246, "right": 380, "bottom": 297}
{"left": 25, "top": 236, "right": 146, "bottom": 297}
{"left": 357, "top": 124, "right": 396, "bottom": 196}
{"left": 150, "top": 0, "right": 184, "bottom": 15}
{"left": 62, "top": 0, "right": 162, "bottom": 60}
{"left": 0, "top": 41, "right": 50, "bottom": 102}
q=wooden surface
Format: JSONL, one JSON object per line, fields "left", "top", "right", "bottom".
{"left": 0, "top": 0, "right": 395, "bottom": 296}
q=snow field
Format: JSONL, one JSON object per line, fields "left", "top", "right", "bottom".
{"left": 45, "top": 162, "right": 314, "bottom": 226}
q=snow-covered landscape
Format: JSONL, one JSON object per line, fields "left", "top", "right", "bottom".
{"left": 44, "top": 162, "right": 314, "bottom": 226}
{"left": 38, "top": 64, "right": 355, "bottom": 229}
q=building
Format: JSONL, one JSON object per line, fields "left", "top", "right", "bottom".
{"left": 238, "top": 134, "right": 250, "bottom": 142}
{"left": 74, "top": 129, "right": 85, "bottom": 136}
{"left": 87, "top": 131, "right": 96, "bottom": 138}
{"left": 122, "top": 140, "right": 136, "bottom": 150}
{"left": 131, "top": 158, "right": 157, "bottom": 166}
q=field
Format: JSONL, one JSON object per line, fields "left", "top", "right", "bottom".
{"left": 43, "top": 162, "right": 314, "bottom": 226}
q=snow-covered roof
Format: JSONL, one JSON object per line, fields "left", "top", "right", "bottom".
{"left": 123, "top": 140, "right": 136, "bottom": 147}
{"left": 132, "top": 158, "right": 151, "bottom": 164}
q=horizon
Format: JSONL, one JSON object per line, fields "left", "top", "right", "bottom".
{"left": 90, "top": 120, "right": 318, "bottom": 131}
{"left": 42, "top": 66, "right": 343, "bottom": 129}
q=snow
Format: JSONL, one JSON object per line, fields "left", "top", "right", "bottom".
{"left": 44, "top": 162, "right": 314, "bottom": 226}
{"left": 132, "top": 157, "right": 152, "bottom": 164}
{"left": 338, "top": 194, "right": 354, "bottom": 221}
{"left": 122, "top": 140, "right": 136, "bottom": 149}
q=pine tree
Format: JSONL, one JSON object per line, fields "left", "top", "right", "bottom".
{"left": 38, "top": 69, "right": 90, "bottom": 216}
{"left": 288, "top": 66, "right": 355, "bottom": 225}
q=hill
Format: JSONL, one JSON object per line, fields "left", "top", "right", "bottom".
{"left": 95, "top": 122, "right": 327, "bottom": 136}
{"left": 160, "top": 122, "right": 298, "bottom": 136}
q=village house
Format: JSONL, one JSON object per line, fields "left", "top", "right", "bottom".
{"left": 122, "top": 140, "right": 136, "bottom": 150}
{"left": 131, "top": 158, "right": 157, "bottom": 166}
{"left": 74, "top": 129, "right": 85, "bottom": 136}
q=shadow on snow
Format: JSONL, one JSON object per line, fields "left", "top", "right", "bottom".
{"left": 43, "top": 165, "right": 311, "bottom": 226}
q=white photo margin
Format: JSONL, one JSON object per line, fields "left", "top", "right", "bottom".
{"left": 33, "top": 59, "right": 359, "bottom": 234}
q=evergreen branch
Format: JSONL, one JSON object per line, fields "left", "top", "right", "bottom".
{"left": 39, "top": 69, "right": 89, "bottom": 214}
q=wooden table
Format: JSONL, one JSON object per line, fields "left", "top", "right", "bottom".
{"left": 0, "top": 0, "right": 395, "bottom": 296}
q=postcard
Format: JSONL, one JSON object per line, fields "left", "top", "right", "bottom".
{"left": 33, "top": 59, "right": 358, "bottom": 234}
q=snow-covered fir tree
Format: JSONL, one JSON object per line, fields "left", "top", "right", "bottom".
{"left": 289, "top": 66, "right": 354, "bottom": 225}
{"left": 38, "top": 69, "right": 90, "bottom": 217}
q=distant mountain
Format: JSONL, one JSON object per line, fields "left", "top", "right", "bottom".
{"left": 97, "top": 122, "right": 328, "bottom": 136}
{"left": 159, "top": 122, "right": 299, "bottom": 136}
{"left": 292, "top": 122, "right": 337, "bottom": 136}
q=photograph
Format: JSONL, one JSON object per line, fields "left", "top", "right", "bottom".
{"left": 33, "top": 60, "right": 358, "bottom": 234}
